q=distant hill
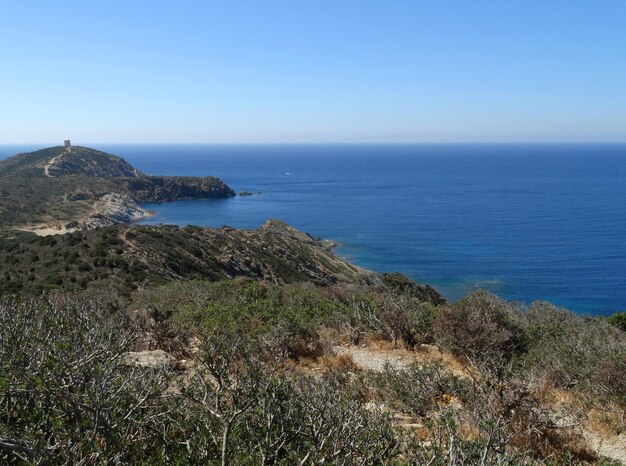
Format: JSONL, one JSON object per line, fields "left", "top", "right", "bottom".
{"left": 0, "top": 145, "right": 235, "bottom": 231}
{"left": 0, "top": 145, "right": 142, "bottom": 178}
{"left": 0, "top": 220, "right": 378, "bottom": 295}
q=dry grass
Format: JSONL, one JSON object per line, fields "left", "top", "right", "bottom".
{"left": 586, "top": 406, "right": 626, "bottom": 437}
{"left": 318, "top": 353, "right": 359, "bottom": 373}
{"left": 362, "top": 333, "right": 407, "bottom": 349}
{"left": 415, "top": 343, "right": 477, "bottom": 379}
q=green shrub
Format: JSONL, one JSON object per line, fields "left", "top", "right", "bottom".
{"left": 0, "top": 293, "right": 168, "bottom": 464}
{"left": 381, "top": 272, "right": 446, "bottom": 305}
{"left": 607, "top": 311, "right": 626, "bottom": 331}
{"left": 373, "top": 361, "right": 467, "bottom": 416}
{"left": 132, "top": 280, "right": 346, "bottom": 360}
{"left": 44, "top": 273, "right": 62, "bottom": 286}
{"left": 77, "top": 260, "right": 92, "bottom": 272}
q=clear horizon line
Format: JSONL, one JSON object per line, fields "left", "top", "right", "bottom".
{"left": 2, "top": 140, "right": 626, "bottom": 146}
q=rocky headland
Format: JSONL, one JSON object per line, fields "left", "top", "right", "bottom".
{"left": 0, "top": 144, "right": 235, "bottom": 233}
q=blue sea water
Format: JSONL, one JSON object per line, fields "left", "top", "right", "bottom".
{"left": 1, "top": 143, "right": 625, "bottom": 315}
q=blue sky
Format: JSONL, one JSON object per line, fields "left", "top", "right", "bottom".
{"left": 1, "top": 1, "right": 625, "bottom": 143}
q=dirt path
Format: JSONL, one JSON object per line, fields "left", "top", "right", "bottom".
{"left": 334, "top": 343, "right": 474, "bottom": 379}
{"left": 17, "top": 225, "right": 78, "bottom": 236}
{"left": 43, "top": 153, "right": 65, "bottom": 177}
{"left": 334, "top": 345, "right": 411, "bottom": 372}
{"left": 583, "top": 430, "right": 626, "bottom": 465}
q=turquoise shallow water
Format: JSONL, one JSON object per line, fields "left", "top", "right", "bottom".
{"left": 2, "top": 143, "right": 625, "bottom": 315}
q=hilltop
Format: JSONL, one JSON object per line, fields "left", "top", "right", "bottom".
{"left": 0, "top": 144, "right": 235, "bottom": 232}
{"left": 0, "top": 145, "right": 142, "bottom": 178}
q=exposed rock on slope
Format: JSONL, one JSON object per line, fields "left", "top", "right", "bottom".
{"left": 86, "top": 193, "right": 152, "bottom": 227}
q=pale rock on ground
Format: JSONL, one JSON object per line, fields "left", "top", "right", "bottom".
{"left": 122, "top": 349, "right": 171, "bottom": 368}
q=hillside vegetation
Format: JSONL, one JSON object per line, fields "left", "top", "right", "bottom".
{"left": 0, "top": 224, "right": 624, "bottom": 464}
{"left": 0, "top": 220, "right": 375, "bottom": 295}
{"left": 0, "top": 279, "right": 624, "bottom": 465}
{"left": 0, "top": 146, "right": 141, "bottom": 178}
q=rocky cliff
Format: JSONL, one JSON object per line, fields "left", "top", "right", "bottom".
{"left": 126, "top": 176, "right": 235, "bottom": 202}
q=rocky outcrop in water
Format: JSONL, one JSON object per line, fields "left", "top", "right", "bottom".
{"left": 127, "top": 176, "right": 235, "bottom": 202}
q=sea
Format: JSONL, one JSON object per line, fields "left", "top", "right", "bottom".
{"left": 2, "top": 143, "right": 625, "bottom": 315}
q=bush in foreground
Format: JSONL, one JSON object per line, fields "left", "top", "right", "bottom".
{"left": 0, "top": 293, "right": 398, "bottom": 465}
{"left": 432, "top": 290, "right": 526, "bottom": 376}
{"left": 1, "top": 284, "right": 625, "bottom": 465}
{"left": 0, "top": 293, "right": 167, "bottom": 464}
{"left": 518, "top": 301, "right": 626, "bottom": 402}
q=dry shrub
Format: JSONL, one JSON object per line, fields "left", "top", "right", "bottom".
{"left": 317, "top": 326, "right": 340, "bottom": 355}
{"left": 261, "top": 324, "right": 325, "bottom": 361}
{"left": 127, "top": 305, "right": 189, "bottom": 356}
{"left": 316, "top": 284, "right": 354, "bottom": 303}
{"left": 520, "top": 301, "right": 626, "bottom": 400}
{"left": 332, "top": 286, "right": 438, "bottom": 348}
{"left": 537, "top": 428, "right": 598, "bottom": 464}
{"left": 365, "top": 336, "right": 407, "bottom": 350}
{"left": 358, "top": 293, "right": 438, "bottom": 348}
{"left": 415, "top": 343, "right": 477, "bottom": 379}
{"left": 460, "top": 378, "right": 602, "bottom": 464}
{"left": 433, "top": 290, "right": 526, "bottom": 375}
{"left": 0, "top": 293, "right": 169, "bottom": 464}
{"left": 507, "top": 407, "right": 591, "bottom": 461}
{"left": 376, "top": 294, "right": 436, "bottom": 347}
{"left": 592, "top": 357, "right": 626, "bottom": 404}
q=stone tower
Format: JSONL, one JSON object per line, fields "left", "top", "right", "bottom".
{"left": 64, "top": 139, "right": 71, "bottom": 151}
